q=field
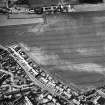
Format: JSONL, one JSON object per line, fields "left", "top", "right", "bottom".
{"left": 0, "top": 11, "right": 105, "bottom": 89}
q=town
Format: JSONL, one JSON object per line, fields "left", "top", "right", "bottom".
{"left": 0, "top": 44, "right": 105, "bottom": 105}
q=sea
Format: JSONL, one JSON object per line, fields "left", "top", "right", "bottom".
{"left": 0, "top": 11, "right": 105, "bottom": 90}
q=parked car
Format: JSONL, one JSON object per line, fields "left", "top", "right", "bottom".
{"left": 0, "top": 7, "right": 10, "bottom": 14}
{"left": 34, "top": 7, "right": 43, "bottom": 14}
{"left": 28, "top": 8, "right": 35, "bottom": 14}
{"left": 54, "top": 6, "right": 63, "bottom": 13}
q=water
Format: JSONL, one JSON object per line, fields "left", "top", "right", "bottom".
{"left": 0, "top": 11, "right": 105, "bottom": 89}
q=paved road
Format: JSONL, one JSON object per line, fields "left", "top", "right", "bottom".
{"left": 0, "top": 11, "right": 105, "bottom": 89}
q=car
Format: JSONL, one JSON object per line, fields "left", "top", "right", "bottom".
{"left": 0, "top": 48, "right": 5, "bottom": 54}
{"left": 0, "top": 7, "right": 10, "bottom": 14}
{"left": 46, "top": 81, "right": 56, "bottom": 90}
{"left": 25, "top": 58, "right": 32, "bottom": 63}
{"left": 34, "top": 7, "right": 43, "bottom": 14}
{"left": 53, "top": 5, "right": 64, "bottom": 13}
{"left": 14, "top": 46, "right": 21, "bottom": 52}
{"left": 39, "top": 77, "right": 49, "bottom": 85}
{"left": 28, "top": 8, "right": 35, "bottom": 14}
{"left": 0, "top": 74, "right": 11, "bottom": 86}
